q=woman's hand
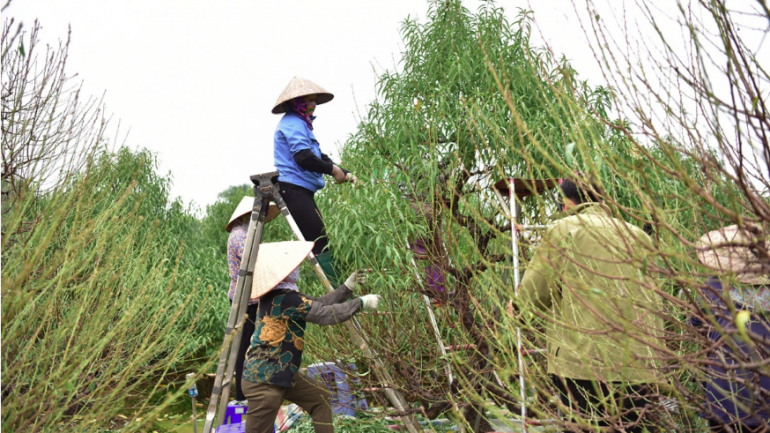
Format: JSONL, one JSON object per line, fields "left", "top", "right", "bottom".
{"left": 360, "top": 294, "right": 381, "bottom": 310}
{"left": 344, "top": 269, "right": 369, "bottom": 292}
{"left": 332, "top": 165, "right": 347, "bottom": 184}
{"left": 332, "top": 165, "right": 358, "bottom": 184}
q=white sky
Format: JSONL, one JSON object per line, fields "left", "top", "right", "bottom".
{"left": 4, "top": 1, "right": 767, "bottom": 211}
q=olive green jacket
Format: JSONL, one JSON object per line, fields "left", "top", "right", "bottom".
{"left": 519, "top": 203, "right": 664, "bottom": 383}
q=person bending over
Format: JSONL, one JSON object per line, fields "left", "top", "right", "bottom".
{"left": 517, "top": 174, "right": 665, "bottom": 433}
{"left": 240, "top": 241, "right": 379, "bottom": 433}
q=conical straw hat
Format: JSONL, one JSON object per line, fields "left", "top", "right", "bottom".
{"left": 251, "top": 241, "right": 314, "bottom": 299}
{"left": 225, "top": 196, "right": 280, "bottom": 232}
{"left": 697, "top": 224, "right": 769, "bottom": 285}
{"left": 272, "top": 77, "right": 334, "bottom": 114}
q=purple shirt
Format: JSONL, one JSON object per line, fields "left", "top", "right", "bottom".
{"left": 691, "top": 277, "right": 770, "bottom": 426}
{"left": 227, "top": 223, "right": 258, "bottom": 305}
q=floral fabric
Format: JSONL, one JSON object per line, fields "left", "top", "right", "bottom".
{"left": 243, "top": 288, "right": 314, "bottom": 388}
{"left": 227, "top": 223, "right": 258, "bottom": 305}
{"left": 272, "top": 267, "right": 300, "bottom": 293}
{"left": 728, "top": 285, "right": 770, "bottom": 311}
{"left": 287, "top": 98, "right": 316, "bottom": 130}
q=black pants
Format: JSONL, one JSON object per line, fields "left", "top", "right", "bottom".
{"left": 234, "top": 302, "right": 259, "bottom": 401}
{"left": 551, "top": 375, "right": 654, "bottom": 433}
{"left": 279, "top": 182, "right": 328, "bottom": 255}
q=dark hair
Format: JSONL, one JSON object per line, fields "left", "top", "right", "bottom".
{"left": 560, "top": 172, "right": 603, "bottom": 204}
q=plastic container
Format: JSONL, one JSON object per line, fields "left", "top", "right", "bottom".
{"left": 215, "top": 421, "right": 275, "bottom": 433}
{"left": 215, "top": 421, "right": 245, "bottom": 433}
{"left": 224, "top": 404, "right": 246, "bottom": 425}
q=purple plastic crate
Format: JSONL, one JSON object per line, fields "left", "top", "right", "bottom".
{"left": 224, "top": 405, "right": 246, "bottom": 424}
{"left": 215, "top": 421, "right": 245, "bottom": 433}
{"left": 215, "top": 421, "right": 274, "bottom": 433}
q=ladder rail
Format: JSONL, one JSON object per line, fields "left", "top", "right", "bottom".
{"left": 493, "top": 179, "right": 559, "bottom": 430}
{"left": 510, "top": 183, "right": 528, "bottom": 433}
{"left": 215, "top": 195, "right": 272, "bottom": 426}
{"left": 405, "top": 237, "right": 465, "bottom": 433}
{"left": 203, "top": 194, "right": 269, "bottom": 433}
{"left": 406, "top": 240, "right": 453, "bottom": 385}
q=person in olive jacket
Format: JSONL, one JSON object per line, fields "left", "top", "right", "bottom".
{"left": 517, "top": 175, "right": 665, "bottom": 433}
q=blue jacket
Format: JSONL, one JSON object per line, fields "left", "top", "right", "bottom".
{"left": 274, "top": 112, "right": 325, "bottom": 192}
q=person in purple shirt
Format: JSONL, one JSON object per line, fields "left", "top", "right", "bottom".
{"left": 225, "top": 196, "right": 280, "bottom": 403}
{"left": 271, "top": 77, "right": 357, "bottom": 287}
{"left": 692, "top": 225, "right": 769, "bottom": 432}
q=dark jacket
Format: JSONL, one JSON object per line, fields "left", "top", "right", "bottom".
{"left": 242, "top": 283, "right": 361, "bottom": 388}
{"left": 691, "top": 277, "right": 770, "bottom": 426}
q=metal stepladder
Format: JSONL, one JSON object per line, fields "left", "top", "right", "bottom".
{"left": 402, "top": 179, "right": 557, "bottom": 433}
{"left": 406, "top": 234, "right": 513, "bottom": 433}
{"left": 490, "top": 177, "right": 560, "bottom": 433}
{"left": 405, "top": 238, "right": 467, "bottom": 433}
{"left": 203, "top": 172, "right": 422, "bottom": 433}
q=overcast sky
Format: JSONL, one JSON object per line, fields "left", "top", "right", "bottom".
{"left": 5, "top": 1, "right": 767, "bottom": 211}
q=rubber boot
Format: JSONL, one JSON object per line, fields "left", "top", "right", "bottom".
{"left": 316, "top": 250, "right": 341, "bottom": 288}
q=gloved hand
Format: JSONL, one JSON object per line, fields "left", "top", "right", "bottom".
{"left": 360, "top": 294, "right": 381, "bottom": 310}
{"left": 344, "top": 269, "right": 368, "bottom": 292}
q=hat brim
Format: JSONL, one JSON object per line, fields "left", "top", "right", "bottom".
{"left": 697, "top": 225, "right": 769, "bottom": 285}
{"left": 251, "top": 241, "right": 314, "bottom": 299}
{"left": 225, "top": 201, "right": 281, "bottom": 232}
{"left": 272, "top": 92, "right": 334, "bottom": 114}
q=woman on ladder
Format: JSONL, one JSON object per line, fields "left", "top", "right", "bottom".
{"left": 272, "top": 77, "right": 356, "bottom": 287}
